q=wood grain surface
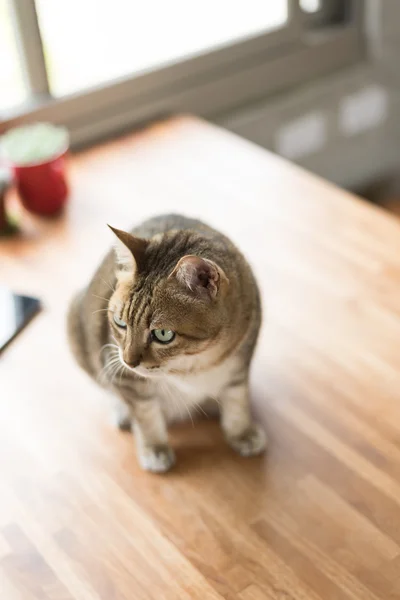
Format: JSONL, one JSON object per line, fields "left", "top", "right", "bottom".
{"left": 1, "top": 116, "right": 400, "bottom": 599}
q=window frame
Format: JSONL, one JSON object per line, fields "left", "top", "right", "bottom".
{"left": 1, "top": 0, "right": 365, "bottom": 148}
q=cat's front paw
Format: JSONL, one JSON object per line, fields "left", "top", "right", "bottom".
{"left": 138, "top": 445, "right": 176, "bottom": 473}
{"left": 227, "top": 424, "right": 267, "bottom": 457}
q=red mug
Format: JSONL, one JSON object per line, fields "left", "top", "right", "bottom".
{"left": 13, "top": 149, "right": 69, "bottom": 216}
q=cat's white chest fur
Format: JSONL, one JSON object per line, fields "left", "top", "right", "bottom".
{"left": 156, "top": 354, "right": 238, "bottom": 421}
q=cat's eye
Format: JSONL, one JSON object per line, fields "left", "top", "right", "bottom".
{"left": 113, "top": 313, "right": 127, "bottom": 328}
{"left": 152, "top": 329, "right": 175, "bottom": 344}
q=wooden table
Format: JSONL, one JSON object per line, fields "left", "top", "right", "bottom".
{"left": 1, "top": 116, "right": 400, "bottom": 600}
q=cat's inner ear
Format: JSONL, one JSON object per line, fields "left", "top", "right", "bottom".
{"left": 169, "top": 255, "right": 229, "bottom": 300}
{"left": 108, "top": 225, "right": 149, "bottom": 271}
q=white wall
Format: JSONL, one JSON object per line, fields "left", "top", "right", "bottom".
{"left": 218, "top": 1, "right": 400, "bottom": 191}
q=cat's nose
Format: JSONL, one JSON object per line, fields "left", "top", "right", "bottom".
{"left": 123, "top": 348, "right": 142, "bottom": 368}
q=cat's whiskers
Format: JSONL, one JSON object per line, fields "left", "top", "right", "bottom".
{"left": 159, "top": 378, "right": 186, "bottom": 424}
{"left": 173, "top": 391, "right": 187, "bottom": 424}
{"left": 92, "top": 308, "right": 111, "bottom": 315}
{"left": 192, "top": 401, "right": 208, "bottom": 418}
{"left": 99, "top": 363, "right": 120, "bottom": 385}
{"left": 100, "top": 277, "right": 116, "bottom": 294}
{"left": 111, "top": 362, "right": 126, "bottom": 386}
{"left": 118, "top": 362, "right": 127, "bottom": 385}
{"left": 183, "top": 403, "right": 195, "bottom": 427}
{"left": 98, "top": 351, "right": 121, "bottom": 384}
{"left": 208, "top": 394, "right": 222, "bottom": 409}
{"left": 171, "top": 384, "right": 194, "bottom": 426}
{"left": 92, "top": 294, "right": 111, "bottom": 303}
{"left": 175, "top": 385, "right": 195, "bottom": 427}
{"left": 173, "top": 394, "right": 185, "bottom": 423}
{"left": 100, "top": 343, "right": 119, "bottom": 356}
{"left": 103, "top": 360, "right": 122, "bottom": 386}
{"left": 104, "top": 355, "right": 120, "bottom": 369}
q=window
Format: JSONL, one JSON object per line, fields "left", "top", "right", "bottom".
{"left": 0, "top": 0, "right": 27, "bottom": 111}
{"left": 1, "top": 0, "right": 364, "bottom": 147}
{"left": 300, "top": 0, "right": 323, "bottom": 12}
{"left": 35, "top": 0, "right": 289, "bottom": 97}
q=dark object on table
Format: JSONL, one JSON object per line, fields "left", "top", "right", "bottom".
{"left": 0, "top": 168, "right": 18, "bottom": 236}
{"left": 0, "top": 288, "right": 41, "bottom": 352}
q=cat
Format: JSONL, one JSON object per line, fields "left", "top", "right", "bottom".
{"left": 67, "top": 214, "right": 266, "bottom": 472}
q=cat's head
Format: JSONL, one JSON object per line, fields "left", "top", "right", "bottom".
{"left": 107, "top": 226, "right": 230, "bottom": 377}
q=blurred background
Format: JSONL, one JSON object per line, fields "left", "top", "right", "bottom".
{"left": 1, "top": 0, "right": 399, "bottom": 210}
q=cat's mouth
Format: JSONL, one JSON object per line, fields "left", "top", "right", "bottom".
{"left": 132, "top": 365, "right": 160, "bottom": 378}
{"left": 118, "top": 352, "right": 163, "bottom": 379}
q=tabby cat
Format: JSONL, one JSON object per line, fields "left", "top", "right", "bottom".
{"left": 67, "top": 214, "right": 266, "bottom": 472}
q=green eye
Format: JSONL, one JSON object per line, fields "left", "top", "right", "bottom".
{"left": 152, "top": 329, "right": 175, "bottom": 344}
{"left": 113, "top": 313, "right": 127, "bottom": 328}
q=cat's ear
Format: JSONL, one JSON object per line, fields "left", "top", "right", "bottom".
{"left": 169, "top": 255, "right": 229, "bottom": 300}
{"left": 108, "top": 225, "right": 148, "bottom": 271}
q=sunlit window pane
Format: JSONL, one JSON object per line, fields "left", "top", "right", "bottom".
{"left": 300, "top": 0, "right": 322, "bottom": 13}
{"left": 35, "top": 0, "right": 288, "bottom": 97}
{"left": 0, "top": 0, "right": 27, "bottom": 112}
